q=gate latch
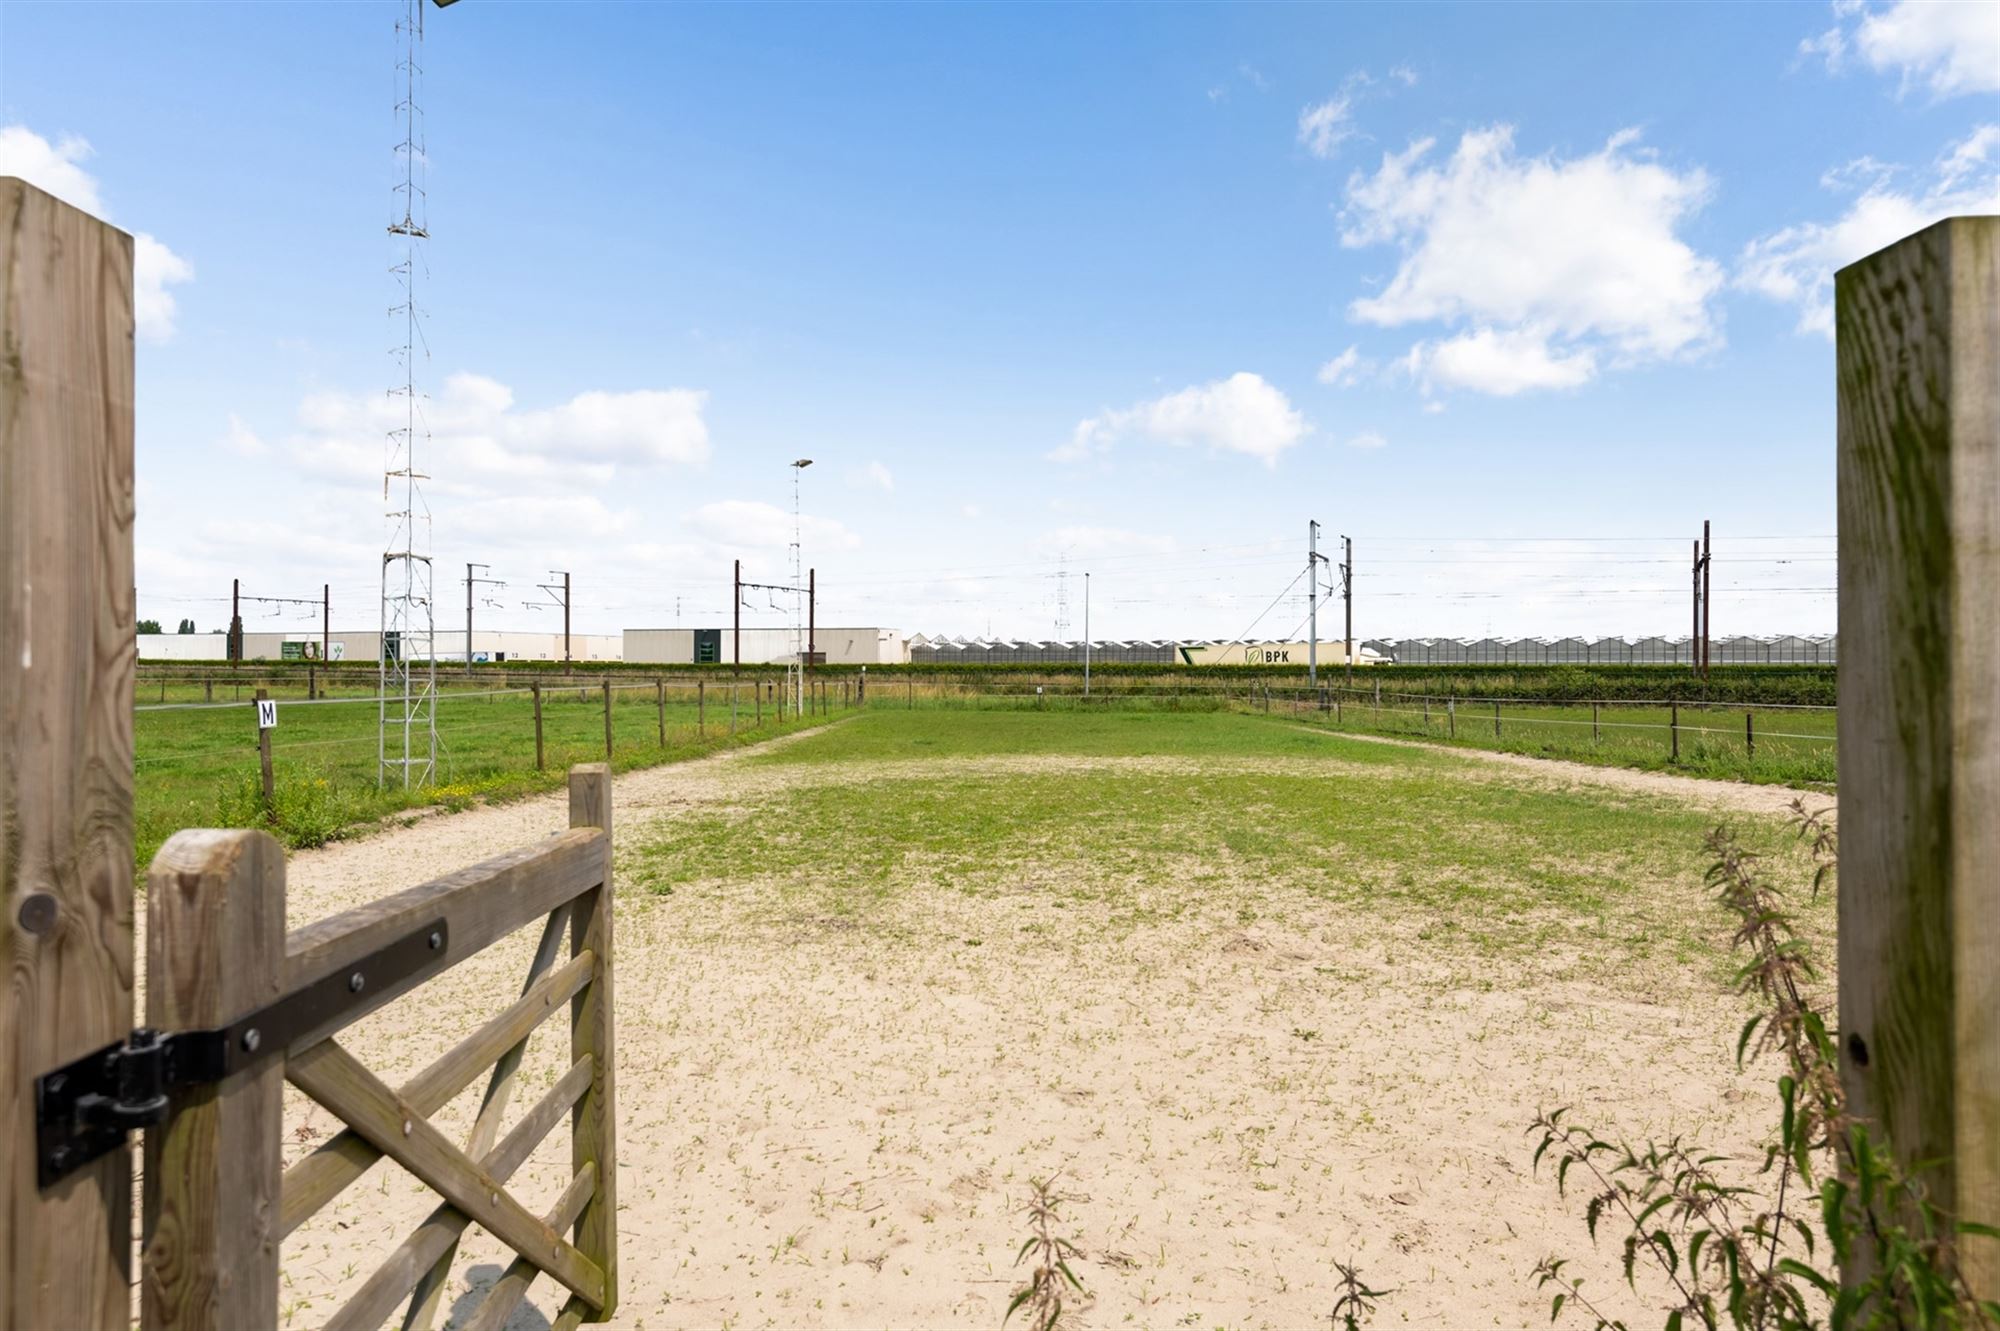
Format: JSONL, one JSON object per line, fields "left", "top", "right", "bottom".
{"left": 34, "top": 919, "right": 448, "bottom": 1188}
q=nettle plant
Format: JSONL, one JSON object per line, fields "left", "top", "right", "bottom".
{"left": 1530, "top": 803, "right": 2000, "bottom": 1330}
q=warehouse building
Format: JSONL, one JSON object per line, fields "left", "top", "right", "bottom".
{"left": 622, "top": 626, "right": 908, "bottom": 666}
{"left": 136, "top": 629, "right": 622, "bottom": 664}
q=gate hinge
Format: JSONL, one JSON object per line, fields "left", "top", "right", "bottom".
{"left": 35, "top": 918, "right": 448, "bottom": 1188}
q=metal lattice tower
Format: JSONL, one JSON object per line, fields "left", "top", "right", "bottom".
{"left": 1054, "top": 552, "right": 1070, "bottom": 640}
{"left": 787, "top": 459, "right": 809, "bottom": 713}
{"left": 380, "top": 0, "right": 437, "bottom": 788}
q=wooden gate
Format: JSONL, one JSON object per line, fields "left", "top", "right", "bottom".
{"left": 138, "top": 761, "right": 618, "bottom": 1330}
{"left": 2, "top": 177, "right": 619, "bottom": 1330}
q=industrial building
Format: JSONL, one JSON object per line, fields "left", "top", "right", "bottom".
{"left": 1368, "top": 634, "right": 1837, "bottom": 665}
{"left": 136, "top": 629, "right": 622, "bottom": 664}
{"left": 622, "top": 627, "right": 908, "bottom": 666}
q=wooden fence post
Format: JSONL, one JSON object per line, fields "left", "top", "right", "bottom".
{"left": 1593, "top": 700, "right": 1601, "bottom": 744}
{"left": 142, "top": 831, "right": 286, "bottom": 1331}
{"left": 601, "top": 680, "right": 613, "bottom": 760}
{"left": 654, "top": 680, "right": 665, "bottom": 748}
{"left": 1447, "top": 697, "right": 1455, "bottom": 739}
{"left": 1494, "top": 700, "right": 1502, "bottom": 739}
{"left": 532, "top": 682, "right": 545, "bottom": 771}
{"left": 255, "top": 689, "right": 275, "bottom": 810}
{"left": 0, "top": 177, "right": 137, "bottom": 1331}
{"left": 1836, "top": 215, "right": 2000, "bottom": 1294}
{"left": 567, "top": 765, "right": 618, "bottom": 1319}
{"left": 1670, "top": 700, "right": 1679, "bottom": 763}
{"left": 1745, "top": 709, "right": 1754, "bottom": 762}
{"left": 697, "top": 679, "right": 705, "bottom": 737}
{"left": 730, "top": 684, "right": 737, "bottom": 736}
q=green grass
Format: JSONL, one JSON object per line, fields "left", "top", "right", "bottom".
{"left": 1264, "top": 691, "right": 1836, "bottom": 787}
{"left": 135, "top": 679, "right": 838, "bottom": 871}
{"left": 749, "top": 706, "right": 1440, "bottom": 765}
{"left": 634, "top": 710, "right": 1830, "bottom": 978}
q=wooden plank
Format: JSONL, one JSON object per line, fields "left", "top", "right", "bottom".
{"left": 287, "top": 1040, "right": 606, "bottom": 1308}
{"left": 1836, "top": 214, "right": 2000, "bottom": 1295}
{"left": 402, "top": 906, "right": 573, "bottom": 1331}
{"left": 281, "top": 827, "right": 607, "bottom": 1049}
{"left": 141, "top": 831, "right": 286, "bottom": 1331}
{"left": 568, "top": 764, "right": 618, "bottom": 1320}
{"left": 0, "top": 176, "right": 137, "bottom": 1331}
{"left": 457, "top": 1165, "right": 598, "bottom": 1331}
{"left": 279, "top": 948, "right": 593, "bottom": 1238}
{"left": 320, "top": 1057, "right": 591, "bottom": 1331}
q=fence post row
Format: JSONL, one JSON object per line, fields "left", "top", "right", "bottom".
{"left": 1, "top": 177, "right": 138, "bottom": 1331}
{"left": 1836, "top": 216, "right": 1999, "bottom": 1296}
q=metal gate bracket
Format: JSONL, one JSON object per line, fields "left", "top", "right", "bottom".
{"left": 34, "top": 919, "right": 448, "bottom": 1188}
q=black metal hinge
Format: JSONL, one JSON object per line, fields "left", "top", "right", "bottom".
{"left": 35, "top": 919, "right": 449, "bottom": 1188}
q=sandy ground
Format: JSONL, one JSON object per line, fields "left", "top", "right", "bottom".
{"left": 236, "top": 726, "right": 1813, "bottom": 1330}
{"left": 1303, "top": 725, "right": 1832, "bottom": 819}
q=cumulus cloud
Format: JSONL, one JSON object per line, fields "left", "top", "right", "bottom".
{"left": 1738, "top": 124, "right": 2000, "bottom": 336}
{"left": 858, "top": 461, "right": 895, "bottom": 492}
{"left": 1340, "top": 125, "right": 1721, "bottom": 395}
{"left": 1055, "top": 372, "right": 1310, "bottom": 468}
{"left": 687, "top": 499, "right": 860, "bottom": 552}
{"left": 1315, "top": 345, "right": 1372, "bottom": 387}
{"left": 1345, "top": 430, "right": 1389, "bottom": 449}
{"left": 290, "top": 371, "right": 711, "bottom": 486}
{"left": 1401, "top": 327, "right": 1597, "bottom": 396}
{"left": 0, "top": 125, "right": 194, "bottom": 341}
{"left": 1804, "top": 0, "right": 2000, "bottom": 97}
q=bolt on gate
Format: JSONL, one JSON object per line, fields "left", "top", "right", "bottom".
{"left": 2, "top": 180, "right": 621, "bottom": 1330}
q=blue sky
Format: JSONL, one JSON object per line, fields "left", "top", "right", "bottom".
{"left": 3, "top": 0, "right": 1995, "bottom": 644}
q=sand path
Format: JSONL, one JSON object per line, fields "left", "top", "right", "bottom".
{"left": 252, "top": 722, "right": 1805, "bottom": 1329}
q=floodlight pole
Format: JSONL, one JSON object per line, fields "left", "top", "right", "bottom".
{"left": 1308, "top": 520, "right": 1321, "bottom": 686}
{"left": 1343, "top": 535, "right": 1354, "bottom": 684}
{"left": 1083, "top": 571, "right": 1091, "bottom": 697}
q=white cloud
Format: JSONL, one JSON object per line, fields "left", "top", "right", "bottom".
{"left": 687, "top": 499, "right": 861, "bottom": 552}
{"left": 1056, "top": 372, "right": 1310, "bottom": 468}
{"left": 1340, "top": 125, "right": 1721, "bottom": 394}
{"left": 860, "top": 461, "right": 895, "bottom": 492}
{"left": 0, "top": 125, "right": 194, "bottom": 342}
{"left": 1298, "top": 89, "right": 1363, "bottom": 159}
{"left": 1315, "top": 345, "right": 1372, "bottom": 387}
{"left": 221, "top": 414, "right": 267, "bottom": 458}
{"left": 1805, "top": 0, "right": 2000, "bottom": 97}
{"left": 1389, "top": 64, "right": 1419, "bottom": 87}
{"left": 289, "top": 372, "right": 711, "bottom": 486}
{"left": 1404, "top": 327, "right": 1598, "bottom": 395}
{"left": 1345, "top": 430, "right": 1389, "bottom": 449}
{"left": 961, "top": 503, "right": 982, "bottom": 520}
{"left": 1738, "top": 124, "right": 2000, "bottom": 336}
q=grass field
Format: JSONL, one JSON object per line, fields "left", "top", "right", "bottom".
{"left": 133, "top": 677, "right": 843, "bottom": 869}
{"left": 131, "top": 670, "right": 1834, "bottom": 877}
{"left": 272, "top": 706, "right": 1836, "bottom": 1326}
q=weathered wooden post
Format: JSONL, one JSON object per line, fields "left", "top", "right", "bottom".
{"left": 567, "top": 765, "right": 618, "bottom": 1318}
{"left": 142, "top": 832, "right": 286, "bottom": 1331}
{"left": 1837, "top": 215, "right": 2000, "bottom": 1295}
{"left": 654, "top": 679, "right": 665, "bottom": 748}
{"left": 1670, "top": 700, "right": 1679, "bottom": 763}
{"left": 532, "top": 681, "right": 545, "bottom": 771}
{"left": 1745, "top": 710, "right": 1754, "bottom": 763}
{"left": 697, "top": 678, "right": 705, "bottom": 736}
{"left": 601, "top": 679, "right": 613, "bottom": 760}
{"left": 0, "top": 176, "right": 137, "bottom": 1331}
